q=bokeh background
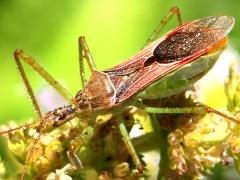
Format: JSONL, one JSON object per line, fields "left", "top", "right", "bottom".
{"left": 0, "top": 0, "right": 240, "bottom": 178}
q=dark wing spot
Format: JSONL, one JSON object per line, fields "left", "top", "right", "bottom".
{"left": 153, "top": 31, "right": 211, "bottom": 63}
{"left": 143, "top": 56, "right": 157, "bottom": 67}
{"left": 152, "top": 16, "right": 234, "bottom": 64}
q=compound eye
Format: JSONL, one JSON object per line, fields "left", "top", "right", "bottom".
{"left": 74, "top": 91, "right": 91, "bottom": 110}
{"left": 78, "top": 99, "right": 91, "bottom": 110}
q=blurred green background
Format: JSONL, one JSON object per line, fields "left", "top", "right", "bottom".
{"left": 0, "top": 0, "right": 239, "bottom": 123}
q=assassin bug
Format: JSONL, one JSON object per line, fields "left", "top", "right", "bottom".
{"left": 0, "top": 7, "right": 238, "bottom": 179}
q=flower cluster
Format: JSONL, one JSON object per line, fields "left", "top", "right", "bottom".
{"left": 1, "top": 63, "right": 240, "bottom": 179}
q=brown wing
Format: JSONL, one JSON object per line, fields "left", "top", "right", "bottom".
{"left": 103, "top": 16, "right": 234, "bottom": 104}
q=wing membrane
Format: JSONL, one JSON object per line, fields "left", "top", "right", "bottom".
{"left": 103, "top": 16, "right": 234, "bottom": 104}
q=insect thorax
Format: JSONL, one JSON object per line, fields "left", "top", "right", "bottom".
{"left": 74, "top": 70, "right": 116, "bottom": 110}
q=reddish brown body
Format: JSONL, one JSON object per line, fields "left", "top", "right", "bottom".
{"left": 78, "top": 16, "right": 234, "bottom": 110}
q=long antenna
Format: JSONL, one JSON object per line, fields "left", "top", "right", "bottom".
{"left": 0, "top": 120, "right": 39, "bottom": 135}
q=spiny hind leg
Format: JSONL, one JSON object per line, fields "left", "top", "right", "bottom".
{"left": 14, "top": 49, "right": 73, "bottom": 103}
{"left": 78, "top": 36, "right": 96, "bottom": 88}
{"left": 143, "top": 105, "right": 239, "bottom": 124}
{"left": 144, "top": 6, "right": 182, "bottom": 46}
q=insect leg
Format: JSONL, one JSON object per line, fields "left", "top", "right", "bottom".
{"left": 78, "top": 36, "right": 96, "bottom": 88}
{"left": 14, "top": 49, "right": 73, "bottom": 103}
{"left": 118, "top": 115, "right": 144, "bottom": 174}
{"left": 67, "top": 127, "right": 93, "bottom": 169}
{"left": 13, "top": 49, "right": 73, "bottom": 178}
{"left": 14, "top": 50, "right": 43, "bottom": 120}
{"left": 144, "top": 7, "right": 182, "bottom": 46}
{"left": 143, "top": 106, "right": 240, "bottom": 124}
{"left": 67, "top": 143, "right": 83, "bottom": 170}
{"left": 20, "top": 131, "right": 42, "bottom": 180}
